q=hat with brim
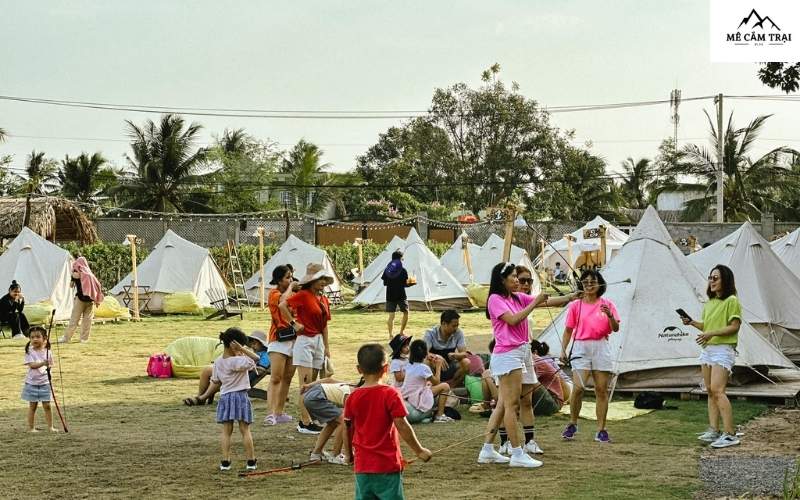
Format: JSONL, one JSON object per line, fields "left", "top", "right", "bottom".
{"left": 248, "top": 330, "right": 269, "bottom": 350}
{"left": 299, "top": 263, "right": 335, "bottom": 285}
{"left": 389, "top": 334, "right": 413, "bottom": 358}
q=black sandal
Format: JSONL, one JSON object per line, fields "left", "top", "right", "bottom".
{"left": 183, "top": 397, "right": 196, "bottom": 406}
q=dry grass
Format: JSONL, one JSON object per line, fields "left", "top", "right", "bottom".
{"left": 0, "top": 308, "right": 767, "bottom": 500}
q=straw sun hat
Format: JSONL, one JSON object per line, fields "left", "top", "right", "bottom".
{"left": 298, "top": 263, "right": 334, "bottom": 285}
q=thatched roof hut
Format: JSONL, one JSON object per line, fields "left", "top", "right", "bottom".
{"left": 0, "top": 197, "right": 98, "bottom": 244}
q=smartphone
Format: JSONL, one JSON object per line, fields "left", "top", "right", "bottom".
{"left": 675, "top": 308, "right": 692, "bottom": 321}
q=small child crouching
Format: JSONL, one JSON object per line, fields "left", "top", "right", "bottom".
{"left": 345, "top": 344, "right": 431, "bottom": 500}
{"left": 302, "top": 377, "right": 362, "bottom": 465}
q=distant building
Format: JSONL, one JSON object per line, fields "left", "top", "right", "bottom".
{"left": 656, "top": 188, "right": 706, "bottom": 211}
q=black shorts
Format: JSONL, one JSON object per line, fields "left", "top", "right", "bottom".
{"left": 385, "top": 300, "right": 409, "bottom": 313}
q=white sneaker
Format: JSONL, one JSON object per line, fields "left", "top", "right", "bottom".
{"left": 509, "top": 452, "right": 543, "bottom": 468}
{"left": 710, "top": 433, "right": 740, "bottom": 449}
{"left": 327, "top": 453, "right": 349, "bottom": 465}
{"left": 477, "top": 447, "right": 511, "bottom": 464}
{"left": 697, "top": 429, "right": 721, "bottom": 442}
{"left": 434, "top": 415, "right": 455, "bottom": 423}
{"left": 309, "top": 452, "right": 323, "bottom": 461}
{"left": 498, "top": 442, "right": 510, "bottom": 455}
{"left": 524, "top": 440, "right": 544, "bottom": 454}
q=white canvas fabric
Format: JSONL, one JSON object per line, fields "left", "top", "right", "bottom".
{"left": 353, "top": 228, "right": 472, "bottom": 311}
{"left": 441, "top": 233, "right": 541, "bottom": 293}
{"left": 0, "top": 227, "right": 74, "bottom": 321}
{"left": 541, "top": 216, "right": 629, "bottom": 270}
{"left": 538, "top": 207, "right": 796, "bottom": 389}
{"left": 771, "top": 228, "right": 800, "bottom": 280}
{"left": 688, "top": 222, "right": 800, "bottom": 358}
{"left": 354, "top": 235, "right": 405, "bottom": 287}
{"left": 110, "top": 230, "right": 227, "bottom": 310}
{"left": 244, "top": 234, "right": 341, "bottom": 301}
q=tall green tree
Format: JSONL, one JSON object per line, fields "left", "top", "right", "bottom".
{"left": 279, "top": 140, "right": 335, "bottom": 216}
{"left": 120, "top": 114, "right": 208, "bottom": 212}
{"left": 58, "top": 152, "right": 116, "bottom": 204}
{"left": 206, "top": 128, "right": 280, "bottom": 213}
{"left": 20, "top": 150, "right": 59, "bottom": 195}
{"left": 618, "top": 157, "right": 653, "bottom": 209}
{"left": 667, "top": 112, "right": 797, "bottom": 221}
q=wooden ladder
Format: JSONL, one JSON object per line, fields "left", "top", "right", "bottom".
{"left": 227, "top": 240, "right": 251, "bottom": 311}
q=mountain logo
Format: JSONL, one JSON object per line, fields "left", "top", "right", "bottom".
{"left": 736, "top": 9, "right": 780, "bottom": 31}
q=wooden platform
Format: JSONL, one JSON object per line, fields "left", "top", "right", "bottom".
{"left": 615, "top": 369, "right": 800, "bottom": 407}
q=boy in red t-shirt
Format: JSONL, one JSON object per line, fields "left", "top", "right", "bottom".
{"left": 345, "top": 344, "right": 431, "bottom": 500}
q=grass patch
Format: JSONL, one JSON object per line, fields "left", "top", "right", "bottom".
{"left": 0, "top": 309, "right": 767, "bottom": 499}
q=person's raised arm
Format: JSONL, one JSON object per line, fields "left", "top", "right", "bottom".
{"left": 394, "top": 417, "right": 431, "bottom": 462}
{"left": 498, "top": 293, "right": 549, "bottom": 326}
{"left": 545, "top": 291, "right": 581, "bottom": 308}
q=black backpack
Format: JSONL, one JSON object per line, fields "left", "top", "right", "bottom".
{"left": 634, "top": 392, "right": 666, "bottom": 409}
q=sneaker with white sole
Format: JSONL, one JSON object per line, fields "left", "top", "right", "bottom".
{"left": 263, "top": 414, "right": 277, "bottom": 426}
{"left": 594, "top": 430, "right": 611, "bottom": 443}
{"left": 477, "top": 447, "right": 511, "bottom": 464}
{"left": 697, "top": 429, "right": 721, "bottom": 442}
{"left": 434, "top": 415, "right": 455, "bottom": 423}
{"left": 297, "top": 421, "right": 323, "bottom": 435}
{"left": 219, "top": 460, "right": 232, "bottom": 471}
{"left": 246, "top": 459, "right": 257, "bottom": 470}
{"left": 509, "top": 452, "right": 543, "bottom": 468}
{"left": 710, "top": 433, "right": 740, "bottom": 449}
{"left": 309, "top": 451, "right": 324, "bottom": 461}
{"left": 498, "top": 442, "right": 510, "bottom": 456}
{"left": 562, "top": 423, "right": 578, "bottom": 440}
{"left": 524, "top": 440, "right": 544, "bottom": 454}
{"left": 327, "top": 453, "right": 349, "bottom": 465}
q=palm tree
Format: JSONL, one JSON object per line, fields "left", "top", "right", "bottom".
{"left": 0, "top": 127, "right": 7, "bottom": 143}
{"left": 280, "top": 140, "right": 335, "bottom": 215}
{"left": 21, "top": 150, "right": 59, "bottom": 195}
{"left": 217, "top": 128, "right": 249, "bottom": 156}
{"left": 120, "top": 114, "right": 208, "bottom": 212}
{"left": 58, "top": 152, "right": 110, "bottom": 204}
{"left": 670, "top": 112, "right": 797, "bottom": 221}
{"left": 618, "top": 157, "right": 653, "bottom": 209}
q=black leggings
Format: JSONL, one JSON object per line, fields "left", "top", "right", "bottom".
{"left": 2, "top": 312, "right": 29, "bottom": 337}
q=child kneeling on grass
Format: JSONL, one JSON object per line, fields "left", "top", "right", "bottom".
{"left": 301, "top": 377, "right": 363, "bottom": 465}
{"left": 345, "top": 343, "right": 431, "bottom": 500}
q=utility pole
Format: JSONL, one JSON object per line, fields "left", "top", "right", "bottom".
{"left": 715, "top": 93, "right": 724, "bottom": 222}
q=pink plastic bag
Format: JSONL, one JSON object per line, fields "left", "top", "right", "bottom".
{"left": 147, "top": 353, "right": 173, "bottom": 378}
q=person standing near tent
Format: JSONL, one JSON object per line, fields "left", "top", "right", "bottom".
{"left": 383, "top": 250, "right": 412, "bottom": 339}
{"left": 560, "top": 269, "right": 620, "bottom": 443}
{"left": 265, "top": 265, "right": 299, "bottom": 426}
{"left": 477, "top": 262, "right": 549, "bottom": 468}
{"left": 281, "top": 263, "right": 334, "bottom": 435}
{"left": 59, "top": 257, "right": 104, "bottom": 344}
{"left": 682, "top": 264, "right": 741, "bottom": 449}
{"left": 0, "top": 281, "right": 29, "bottom": 339}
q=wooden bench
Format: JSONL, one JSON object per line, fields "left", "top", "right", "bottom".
{"left": 205, "top": 288, "right": 243, "bottom": 321}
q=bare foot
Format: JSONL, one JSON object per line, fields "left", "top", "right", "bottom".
{"left": 49, "top": 427, "right": 60, "bottom": 433}
{"left": 29, "top": 428, "right": 40, "bottom": 433}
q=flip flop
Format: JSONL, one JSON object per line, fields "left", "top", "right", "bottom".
{"left": 183, "top": 398, "right": 196, "bottom": 406}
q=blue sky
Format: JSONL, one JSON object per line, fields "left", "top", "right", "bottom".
{"left": 1, "top": 0, "right": 797, "bottom": 175}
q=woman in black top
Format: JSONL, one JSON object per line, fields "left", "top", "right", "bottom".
{"left": 0, "top": 280, "right": 30, "bottom": 338}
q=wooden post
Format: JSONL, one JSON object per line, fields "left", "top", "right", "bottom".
{"left": 599, "top": 225, "right": 607, "bottom": 267}
{"left": 538, "top": 238, "right": 546, "bottom": 273}
{"left": 502, "top": 207, "right": 515, "bottom": 262}
{"left": 355, "top": 238, "right": 365, "bottom": 277}
{"left": 126, "top": 234, "right": 140, "bottom": 321}
{"left": 257, "top": 227, "right": 265, "bottom": 310}
{"left": 461, "top": 234, "right": 474, "bottom": 282}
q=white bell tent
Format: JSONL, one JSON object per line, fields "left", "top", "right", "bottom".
{"left": 353, "top": 235, "right": 406, "bottom": 288}
{"left": 688, "top": 222, "right": 800, "bottom": 360}
{"left": 353, "top": 228, "right": 472, "bottom": 311}
{"left": 541, "top": 216, "right": 629, "bottom": 271}
{"left": 538, "top": 207, "right": 796, "bottom": 389}
{"left": 0, "top": 227, "right": 74, "bottom": 321}
{"left": 245, "top": 234, "right": 341, "bottom": 301}
{"left": 110, "top": 230, "right": 227, "bottom": 311}
{"left": 771, "top": 228, "right": 800, "bottom": 280}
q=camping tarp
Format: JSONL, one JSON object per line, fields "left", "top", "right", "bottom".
{"left": 0, "top": 227, "right": 74, "bottom": 321}
{"left": 244, "top": 234, "right": 341, "bottom": 302}
{"left": 110, "top": 230, "right": 227, "bottom": 312}
{"left": 538, "top": 207, "right": 796, "bottom": 389}
{"left": 541, "top": 216, "right": 629, "bottom": 271}
{"left": 353, "top": 228, "right": 472, "bottom": 311}
{"left": 689, "top": 222, "right": 800, "bottom": 359}
{"left": 441, "top": 233, "right": 541, "bottom": 294}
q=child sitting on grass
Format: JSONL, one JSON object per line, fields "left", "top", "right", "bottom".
{"left": 389, "top": 333, "right": 412, "bottom": 387}
{"left": 301, "top": 377, "right": 363, "bottom": 465}
{"left": 21, "top": 326, "right": 57, "bottom": 432}
{"left": 400, "top": 340, "right": 454, "bottom": 423}
{"left": 345, "top": 343, "right": 431, "bottom": 500}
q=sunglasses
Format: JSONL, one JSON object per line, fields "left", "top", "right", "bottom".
{"left": 707, "top": 276, "right": 720, "bottom": 282}
{"left": 518, "top": 278, "right": 533, "bottom": 284}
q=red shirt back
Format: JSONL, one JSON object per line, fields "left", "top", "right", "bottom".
{"left": 344, "top": 384, "right": 408, "bottom": 474}
{"left": 286, "top": 289, "right": 330, "bottom": 336}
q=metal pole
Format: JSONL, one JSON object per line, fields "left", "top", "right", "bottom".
{"left": 716, "top": 93, "right": 724, "bottom": 223}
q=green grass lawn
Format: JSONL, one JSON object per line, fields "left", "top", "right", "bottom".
{"left": 0, "top": 309, "right": 767, "bottom": 499}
